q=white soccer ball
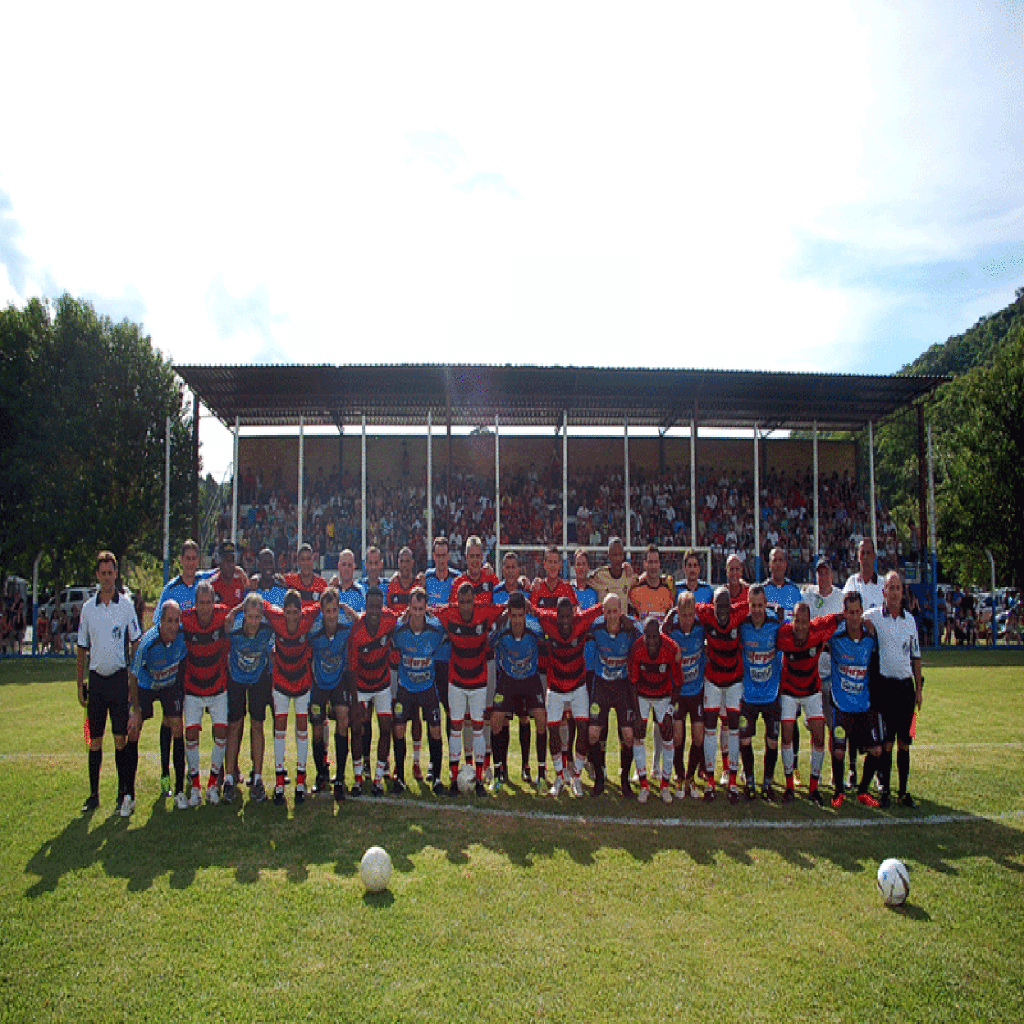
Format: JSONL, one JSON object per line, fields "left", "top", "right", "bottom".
{"left": 457, "top": 762, "right": 476, "bottom": 794}
{"left": 877, "top": 857, "right": 910, "bottom": 906}
{"left": 359, "top": 846, "right": 393, "bottom": 893}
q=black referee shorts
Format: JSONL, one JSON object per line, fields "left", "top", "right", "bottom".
{"left": 873, "top": 674, "right": 916, "bottom": 745}
{"left": 87, "top": 668, "right": 130, "bottom": 738}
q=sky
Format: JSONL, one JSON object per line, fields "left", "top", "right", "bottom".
{"left": 1, "top": 1, "right": 1022, "bottom": 478}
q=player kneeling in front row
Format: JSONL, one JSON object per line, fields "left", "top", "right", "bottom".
{"left": 828, "top": 591, "right": 883, "bottom": 808}
{"left": 127, "top": 600, "right": 188, "bottom": 810}
{"left": 628, "top": 618, "right": 681, "bottom": 804}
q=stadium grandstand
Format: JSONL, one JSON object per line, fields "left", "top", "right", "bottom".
{"left": 174, "top": 364, "right": 944, "bottom": 590}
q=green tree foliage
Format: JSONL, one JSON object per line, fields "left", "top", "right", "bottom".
{"left": 871, "top": 289, "right": 1024, "bottom": 585}
{"left": 0, "top": 295, "right": 195, "bottom": 597}
{"left": 936, "top": 323, "right": 1024, "bottom": 588}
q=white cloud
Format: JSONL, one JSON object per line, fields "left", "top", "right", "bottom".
{"left": 0, "top": 0, "right": 1021, "bottom": 474}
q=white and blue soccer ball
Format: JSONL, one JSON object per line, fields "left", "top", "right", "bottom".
{"left": 877, "top": 858, "right": 910, "bottom": 906}
{"left": 457, "top": 762, "right": 476, "bottom": 794}
{"left": 360, "top": 846, "right": 393, "bottom": 893}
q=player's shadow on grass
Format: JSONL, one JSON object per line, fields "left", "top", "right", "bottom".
{"left": 22, "top": 786, "right": 1024, "bottom": 896}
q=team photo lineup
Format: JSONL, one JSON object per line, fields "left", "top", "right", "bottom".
{"left": 78, "top": 527, "right": 924, "bottom": 819}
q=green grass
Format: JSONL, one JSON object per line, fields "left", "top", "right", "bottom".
{"left": 1, "top": 650, "right": 1022, "bottom": 1023}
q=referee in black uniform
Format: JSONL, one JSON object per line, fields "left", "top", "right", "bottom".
{"left": 77, "top": 551, "right": 142, "bottom": 815}
{"left": 864, "top": 571, "right": 924, "bottom": 808}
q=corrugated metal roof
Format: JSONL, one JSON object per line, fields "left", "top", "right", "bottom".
{"left": 173, "top": 363, "right": 946, "bottom": 431}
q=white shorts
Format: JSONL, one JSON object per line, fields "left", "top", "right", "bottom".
{"left": 359, "top": 689, "right": 392, "bottom": 718}
{"left": 448, "top": 685, "right": 487, "bottom": 726}
{"left": 273, "top": 689, "right": 310, "bottom": 718}
{"left": 781, "top": 691, "right": 824, "bottom": 723}
{"left": 637, "top": 694, "right": 673, "bottom": 726}
{"left": 184, "top": 691, "right": 228, "bottom": 729}
{"left": 546, "top": 684, "right": 589, "bottom": 724}
{"left": 704, "top": 679, "right": 743, "bottom": 714}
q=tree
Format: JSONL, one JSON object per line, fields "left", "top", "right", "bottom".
{"left": 0, "top": 295, "right": 195, "bottom": 599}
{"left": 936, "top": 323, "right": 1024, "bottom": 587}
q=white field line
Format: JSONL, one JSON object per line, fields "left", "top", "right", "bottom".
{"left": 3, "top": 753, "right": 1023, "bottom": 831}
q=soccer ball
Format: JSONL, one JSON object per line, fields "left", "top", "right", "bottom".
{"left": 359, "top": 846, "right": 393, "bottom": 893}
{"left": 876, "top": 858, "right": 910, "bottom": 906}
{"left": 457, "top": 762, "right": 476, "bottom": 794}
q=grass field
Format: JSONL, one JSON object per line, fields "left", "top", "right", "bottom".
{"left": 1, "top": 650, "right": 1022, "bottom": 1023}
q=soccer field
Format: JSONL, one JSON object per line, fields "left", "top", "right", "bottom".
{"left": 1, "top": 651, "right": 1022, "bottom": 1024}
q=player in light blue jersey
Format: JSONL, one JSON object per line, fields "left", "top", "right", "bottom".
{"left": 828, "top": 590, "right": 883, "bottom": 808}
{"left": 223, "top": 592, "right": 276, "bottom": 803}
{"left": 329, "top": 548, "right": 366, "bottom": 783}
{"left": 421, "top": 537, "right": 456, "bottom": 780}
{"left": 308, "top": 588, "right": 358, "bottom": 801}
{"left": 493, "top": 550, "right": 542, "bottom": 783}
{"left": 678, "top": 548, "right": 714, "bottom": 605}
{"left": 738, "top": 584, "right": 783, "bottom": 801}
{"left": 127, "top": 599, "right": 188, "bottom": 805}
{"left": 588, "top": 593, "right": 640, "bottom": 796}
{"left": 251, "top": 547, "right": 289, "bottom": 607}
{"left": 663, "top": 590, "right": 706, "bottom": 797}
{"left": 155, "top": 539, "right": 218, "bottom": 619}
{"left": 488, "top": 591, "right": 547, "bottom": 790}
{"left": 389, "top": 589, "right": 449, "bottom": 792}
{"left": 763, "top": 547, "right": 803, "bottom": 619}
{"left": 763, "top": 546, "right": 806, "bottom": 779}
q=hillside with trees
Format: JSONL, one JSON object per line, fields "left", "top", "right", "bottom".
{"left": 875, "top": 286, "right": 1024, "bottom": 587}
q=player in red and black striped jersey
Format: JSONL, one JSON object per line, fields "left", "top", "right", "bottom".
{"left": 262, "top": 589, "right": 322, "bottom": 805}
{"left": 628, "top": 620, "right": 681, "bottom": 803}
{"left": 435, "top": 584, "right": 504, "bottom": 789}
{"left": 212, "top": 541, "right": 248, "bottom": 608}
{"left": 776, "top": 603, "right": 844, "bottom": 804}
{"left": 535, "top": 597, "right": 603, "bottom": 794}
{"left": 180, "top": 582, "right": 233, "bottom": 803}
{"left": 283, "top": 543, "right": 330, "bottom": 779}
{"left": 531, "top": 546, "right": 578, "bottom": 611}
{"left": 449, "top": 536, "right": 500, "bottom": 607}
{"left": 347, "top": 587, "right": 399, "bottom": 794}
{"left": 448, "top": 536, "right": 501, "bottom": 776}
{"left": 694, "top": 587, "right": 749, "bottom": 801}
{"left": 284, "top": 543, "right": 329, "bottom": 602}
